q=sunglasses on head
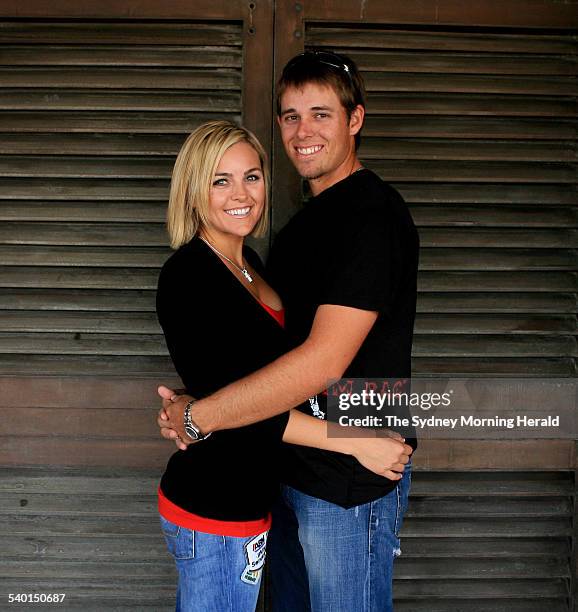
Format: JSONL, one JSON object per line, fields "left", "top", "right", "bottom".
{"left": 286, "top": 50, "right": 353, "bottom": 82}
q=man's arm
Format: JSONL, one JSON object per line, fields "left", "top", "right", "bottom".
{"left": 162, "top": 304, "right": 377, "bottom": 441}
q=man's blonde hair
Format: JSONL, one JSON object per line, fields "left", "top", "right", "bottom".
{"left": 167, "top": 120, "right": 270, "bottom": 249}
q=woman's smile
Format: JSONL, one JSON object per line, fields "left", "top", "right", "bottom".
{"left": 224, "top": 206, "right": 253, "bottom": 218}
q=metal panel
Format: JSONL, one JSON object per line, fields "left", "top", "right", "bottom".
{"left": 0, "top": 15, "right": 273, "bottom": 610}
{"left": 0, "top": 466, "right": 572, "bottom": 610}
{"left": 271, "top": 3, "right": 577, "bottom": 609}
{"left": 272, "top": 7, "right": 577, "bottom": 379}
{"left": 0, "top": 2, "right": 574, "bottom": 610}
{"left": 0, "top": 7, "right": 275, "bottom": 390}
{"left": 395, "top": 471, "right": 574, "bottom": 610}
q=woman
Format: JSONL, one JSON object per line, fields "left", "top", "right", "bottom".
{"left": 156, "top": 120, "right": 408, "bottom": 612}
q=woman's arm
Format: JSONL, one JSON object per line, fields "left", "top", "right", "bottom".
{"left": 282, "top": 409, "right": 412, "bottom": 481}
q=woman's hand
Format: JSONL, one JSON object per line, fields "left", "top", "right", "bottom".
{"left": 282, "top": 410, "right": 412, "bottom": 481}
{"left": 347, "top": 431, "right": 412, "bottom": 481}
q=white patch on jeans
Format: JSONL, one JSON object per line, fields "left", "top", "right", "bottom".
{"left": 240, "top": 530, "right": 267, "bottom": 584}
{"left": 240, "top": 567, "right": 262, "bottom": 585}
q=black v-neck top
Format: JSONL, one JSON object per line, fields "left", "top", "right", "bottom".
{"left": 156, "top": 237, "right": 292, "bottom": 521}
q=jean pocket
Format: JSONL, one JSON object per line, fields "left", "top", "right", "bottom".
{"left": 159, "top": 515, "right": 195, "bottom": 560}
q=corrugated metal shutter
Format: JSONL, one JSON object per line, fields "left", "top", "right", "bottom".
{"left": 0, "top": 7, "right": 575, "bottom": 611}
{"left": 302, "top": 22, "right": 577, "bottom": 611}
{"left": 3, "top": 466, "right": 572, "bottom": 612}
{"left": 0, "top": 20, "right": 244, "bottom": 377}
{"left": 398, "top": 470, "right": 574, "bottom": 611}
{"left": 307, "top": 24, "right": 577, "bottom": 377}
{"left": 0, "top": 15, "right": 271, "bottom": 609}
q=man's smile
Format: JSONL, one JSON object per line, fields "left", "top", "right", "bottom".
{"left": 295, "top": 144, "right": 324, "bottom": 157}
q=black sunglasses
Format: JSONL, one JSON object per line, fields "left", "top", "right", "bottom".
{"left": 286, "top": 50, "right": 353, "bottom": 83}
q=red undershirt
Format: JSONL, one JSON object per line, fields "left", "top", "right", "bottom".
{"left": 158, "top": 300, "right": 285, "bottom": 537}
{"left": 258, "top": 299, "right": 285, "bottom": 327}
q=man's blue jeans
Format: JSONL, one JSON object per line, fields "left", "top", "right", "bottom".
{"left": 268, "top": 464, "right": 411, "bottom": 612}
{"left": 160, "top": 515, "right": 267, "bottom": 612}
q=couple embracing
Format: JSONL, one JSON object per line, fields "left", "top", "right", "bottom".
{"left": 155, "top": 50, "right": 419, "bottom": 612}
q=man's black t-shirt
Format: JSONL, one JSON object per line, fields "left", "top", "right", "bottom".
{"left": 267, "top": 169, "right": 419, "bottom": 508}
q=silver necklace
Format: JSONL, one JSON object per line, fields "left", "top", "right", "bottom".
{"left": 200, "top": 237, "right": 253, "bottom": 283}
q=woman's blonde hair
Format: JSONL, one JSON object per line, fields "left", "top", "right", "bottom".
{"left": 167, "top": 120, "right": 270, "bottom": 249}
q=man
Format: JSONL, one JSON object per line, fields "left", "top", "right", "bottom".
{"left": 158, "top": 51, "right": 419, "bottom": 611}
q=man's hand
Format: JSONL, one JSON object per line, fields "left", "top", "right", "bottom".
{"left": 157, "top": 385, "right": 193, "bottom": 451}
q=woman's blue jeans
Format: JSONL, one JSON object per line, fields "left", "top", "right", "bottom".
{"left": 160, "top": 515, "right": 267, "bottom": 612}
{"left": 268, "top": 464, "right": 412, "bottom": 612}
